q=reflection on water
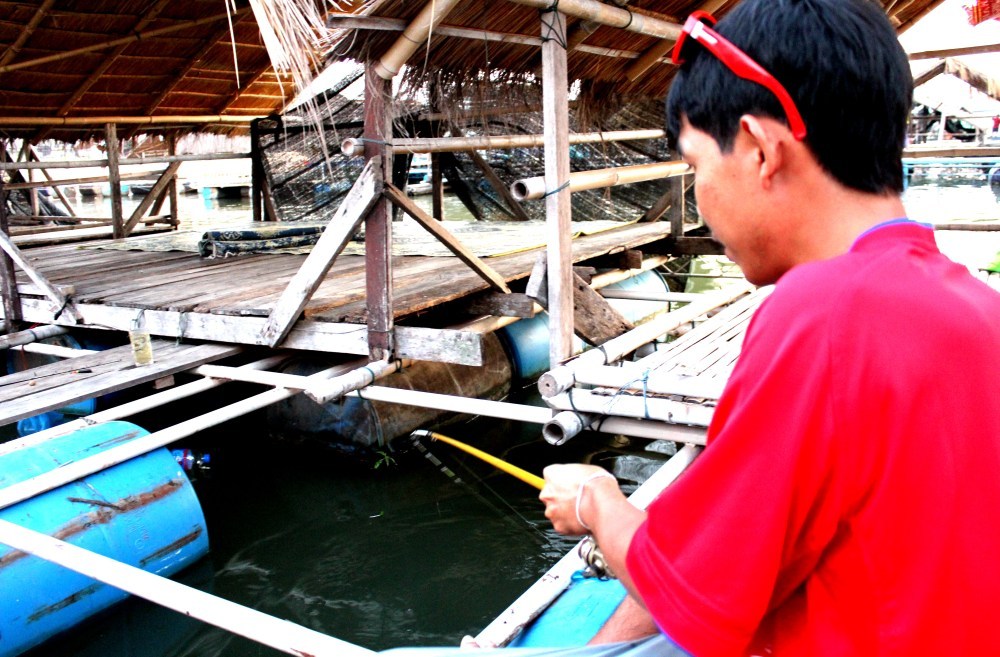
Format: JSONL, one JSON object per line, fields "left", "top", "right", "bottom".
{"left": 20, "top": 181, "right": 1000, "bottom": 657}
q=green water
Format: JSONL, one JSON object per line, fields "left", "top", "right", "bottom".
{"left": 16, "top": 181, "right": 1000, "bottom": 656}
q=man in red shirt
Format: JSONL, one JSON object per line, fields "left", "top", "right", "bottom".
{"left": 540, "top": 1, "right": 1000, "bottom": 655}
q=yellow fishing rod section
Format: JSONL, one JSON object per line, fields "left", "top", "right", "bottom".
{"left": 410, "top": 429, "right": 545, "bottom": 490}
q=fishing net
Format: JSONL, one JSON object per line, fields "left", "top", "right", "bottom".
{"left": 254, "top": 66, "right": 676, "bottom": 225}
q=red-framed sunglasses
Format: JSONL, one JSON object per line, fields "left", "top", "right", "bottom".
{"left": 672, "top": 11, "right": 808, "bottom": 141}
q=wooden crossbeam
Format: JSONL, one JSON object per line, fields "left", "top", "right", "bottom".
{"left": 122, "top": 161, "right": 181, "bottom": 236}
{"left": 383, "top": 183, "right": 511, "bottom": 293}
{"left": 258, "top": 159, "right": 380, "bottom": 348}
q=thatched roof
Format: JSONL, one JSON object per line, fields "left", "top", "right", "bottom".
{"left": 0, "top": 0, "right": 947, "bottom": 144}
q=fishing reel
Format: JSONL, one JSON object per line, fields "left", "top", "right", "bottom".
{"left": 578, "top": 536, "right": 615, "bottom": 580}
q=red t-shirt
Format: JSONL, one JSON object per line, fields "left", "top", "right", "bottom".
{"left": 627, "top": 221, "right": 1000, "bottom": 656}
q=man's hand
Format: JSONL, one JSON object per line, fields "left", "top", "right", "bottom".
{"left": 540, "top": 464, "right": 619, "bottom": 535}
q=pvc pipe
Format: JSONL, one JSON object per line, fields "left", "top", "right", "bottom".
{"left": 511, "top": 160, "right": 690, "bottom": 201}
{"left": 14, "top": 342, "right": 98, "bottom": 358}
{"left": 352, "top": 385, "right": 553, "bottom": 424}
{"left": 569, "top": 365, "right": 727, "bottom": 399}
{"left": 542, "top": 409, "right": 707, "bottom": 445}
{"left": 0, "top": 364, "right": 348, "bottom": 511}
{"left": 0, "top": 520, "right": 374, "bottom": 657}
{"left": 0, "top": 355, "right": 293, "bottom": 456}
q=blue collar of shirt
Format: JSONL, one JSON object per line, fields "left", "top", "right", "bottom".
{"left": 850, "top": 218, "right": 932, "bottom": 250}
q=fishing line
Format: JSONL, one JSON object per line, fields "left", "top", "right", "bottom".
{"left": 409, "top": 431, "right": 550, "bottom": 541}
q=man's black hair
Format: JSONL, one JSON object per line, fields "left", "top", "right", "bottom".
{"left": 666, "top": 0, "right": 913, "bottom": 194}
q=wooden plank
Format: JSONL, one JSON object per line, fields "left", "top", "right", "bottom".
{"left": 0, "top": 340, "right": 241, "bottom": 425}
{"left": 13, "top": 299, "right": 485, "bottom": 366}
{"left": 0, "top": 177, "right": 20, "bottom": 331}
{"left": 122, "top": 161, "right": 181, "bottom": 236}
{"left": 541, "top": 8, "right": 574, "bottom": 366}
{"left": 571, "top": 270, "right": 634, "bottom": 345}
{"left": 464, "top": 292, "right": 538, "bottom": 318}
{"left": 259, "top": 160, "right": 380, "bottom": 347}
{"left": 383, "top": 183, "right": 511, "bottom": 293}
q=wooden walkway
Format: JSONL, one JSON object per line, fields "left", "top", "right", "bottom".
{"left": 11, "top": 221, "right": 674, "bottom": 364}
{"left": 0, "top": 340, "right": 240, "bottom": 426}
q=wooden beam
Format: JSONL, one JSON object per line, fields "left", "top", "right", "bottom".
{"left": 464, "top": 292, "right": 539, "bottom": 318}
{"left": 383, "top": 183, "right": 511, "bottom": 293}
{"left": 122, "top": 162, "right": 181, "bottom": 236}
{"left": 105, "top": 123, "right": 124, "bottom": 239}
{"left": 0, "top": 176, "right": 20, "bottom": 332}
{"left": 13, "top": 298, "right": 486, "bottom": 366}
{"left": 27, "top": 145, "right": 76, "bottom": 218}
{"left": 448, "top": 124, "right": 531, "bottom": 222}
{"left": 364, "top": 65, "right": 395, "bottom": 360}
{"left": 909, "top": 42, "right": 1000, "bottom": 60}
{"left": 259, "top": 160, "right": 380, "bottom": 348}
{"left": 0, "top": 231, "right": 79, "bottom": 322}
{"left": 913, "top": 59, "right": 947, "bottom": 87}
{"left": 541, "top": 8, "right": 574, "bottom": 366}
{"left": 667, "top": 171, "right": 686, "bottom": 237}
{"left": 571, "top": 270, "right": 634, "bottom": 345}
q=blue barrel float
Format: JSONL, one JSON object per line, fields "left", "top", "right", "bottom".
{"left": 498, "top": 269, "right": 673, "bottom": 380}
{"left": 0, "top": 421, "right": 209, "bottom": 657}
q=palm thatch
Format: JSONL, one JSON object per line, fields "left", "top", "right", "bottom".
{"left": 0, "top": 0, "right": 949, "bottom": 145}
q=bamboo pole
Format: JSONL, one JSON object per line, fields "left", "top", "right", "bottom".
{"left": 304, "top": 359, "right": 410, "bottom": 405}
{"left": 506, "top": 0, "right": 682, "bottom": 40}
{"left": 0, "top": 151, "right": 250, "bottom": 172}
{"left": 512, "top": 160, "right": 691, "bottom": 201}
{"left": 0, "top": 324, "right": 68, "bottom": 350}
{"left": 0, "top": 521, "right": 375, "bottom": 657}
{"left": 546, "top": 388, "right": 716, "bottom": 427}
{"left": 538, "top": 283, "right": 754, "bottom": 398}
{"left": 373, "top": 0, "right": 463, "bottom": 80}
{"left": 0, "top": 116, "right": 261, "bottom": 129}
{"left": 328, "top": 15, "right": 645, "bottom": 62}
{"left": 0, "top": 10, "right": 250, "bottom": 74}
{"left": 341, "top": 129, "right": 666, "bottom": 156}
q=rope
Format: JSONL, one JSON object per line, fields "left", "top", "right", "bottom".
{"left": 541, "top": 180, "right": 570, "bottom": 198}
{"left": 539, "top": 2, "right": 568, "bottom": 49}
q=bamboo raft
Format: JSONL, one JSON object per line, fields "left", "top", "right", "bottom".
{"left": 538, "top": 285, "right": 772, "bottom": 444}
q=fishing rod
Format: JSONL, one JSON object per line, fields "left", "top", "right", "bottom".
{"left": 409, "top": 429, "right": 614, "bottom": 579}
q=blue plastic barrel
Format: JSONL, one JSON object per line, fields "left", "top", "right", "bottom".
{"left": 0, "top": 421, "right": 210, "bottom": 657}
{"left": 498, "top": 269, "right": 671, "bottom": 380}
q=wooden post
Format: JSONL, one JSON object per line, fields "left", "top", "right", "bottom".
{"left": 541, "top": 7, "right": 574, "bottom": 367}
{"left": 364, "top": 63, "right": 395, "bottom": 361}
{"left": 431, "top": 152, "right": 445, "bottom": 221}
{"left": 0, "top": 175, "right": 21, "bottom": 332}
{"left": 167, "top": 133, "right": 179, "bottom": 227}
{"left": 251, "top": 119, "right": 265, "bottom": 222}
{"left": 667, "top": 171, "right": 686, "bottom": 237}
{"left": 105, "top": 123, "right": 124, "bottom": 239}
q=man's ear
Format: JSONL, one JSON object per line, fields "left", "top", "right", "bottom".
{"left": 738, "top": 115, "right": 786, "bottom": 190}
